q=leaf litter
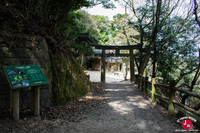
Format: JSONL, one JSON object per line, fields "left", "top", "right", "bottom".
{"left": 0, "top": 82, "right": 107, "bottom": 133}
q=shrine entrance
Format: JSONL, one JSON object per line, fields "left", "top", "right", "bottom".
{"left": 92, "top": 44, "right": 140, "bottom": 83}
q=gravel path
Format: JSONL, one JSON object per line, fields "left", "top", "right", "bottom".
{"left": 50, "top": 71, "right": 182, "bottom": 133}
{"left": 0, "top": 71, "right": 184, "bottom": 133}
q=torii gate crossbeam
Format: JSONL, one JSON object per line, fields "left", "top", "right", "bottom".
{"left": 93, "top": 44, "right": 140, "bottom": 83}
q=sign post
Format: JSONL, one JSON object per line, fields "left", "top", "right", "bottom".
{"left": 12, "top": 89, "right": 19, "bottom": 120}
{"left": 3, "top": 65, "right": 48, "bottom": 120}
{"left": 32, "top": 86, "right": 40, "bottom": 116}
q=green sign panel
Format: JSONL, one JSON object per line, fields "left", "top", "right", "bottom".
{"left": 3, "top": 65, "right": 48, "bottom": 89}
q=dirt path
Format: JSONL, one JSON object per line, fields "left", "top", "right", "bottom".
{"left": 0, "top": 71, "right": 184, "bottom": 133}
{"left": 50, "top": 80, "right": 182, "bottom": 133}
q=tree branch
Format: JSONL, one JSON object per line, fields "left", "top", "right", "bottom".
{"left": 175, "top": 68, "right": 197, "bottom": 85}
{"left": 123, "top": 0, "right": 140, "bottom": 19}
{"left": 177, "top": 83, "right": 191, "bottom": 88}
{"left": 122, "top": 26, "right": 131, "bottom": 45}
{"left": 160, "top": 0, "right": 180, "bottom": 26}
{"left": 194, "top": 0, "right": 200, "bottom": 27}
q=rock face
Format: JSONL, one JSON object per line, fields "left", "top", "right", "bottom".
{"left": 49, "top": 46, "right": 91, "bottom": 105}
{"left": 0, "top": 35, "right": 91, "bottom": 107}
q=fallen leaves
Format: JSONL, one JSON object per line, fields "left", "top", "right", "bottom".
{"left": 0, "top": 82, "right": 106, "bottom": 132}
{"left": 41, "top": 82, "right": 106, "bottom": 121}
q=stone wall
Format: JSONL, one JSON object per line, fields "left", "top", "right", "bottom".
{"left": 0, "top": 35, "right": 52, "bottom": 107}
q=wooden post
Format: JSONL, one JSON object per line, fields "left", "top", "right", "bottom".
{"left": 101, "top": 49, "right": 106, "bottom": 82}
{"left": 10, "top": 90, "right": 13, "bottom": 116}
{"left": 152, "top": 78, "right": 156, "bottom": 102}
{"left": 168, "top": 80, "right": 176, "bottom": 115}
{"left": 12, "top": 89, "right": 19, "bottom": 120}
{"left": 31, "top": 88, "right": 34, "bottom": 114}
{"left": 32, "top": 86, "right": 40, "bottom": 116}
{"left": 144, "top": 77, "right": 149, "bottom": 96}
{"left": 130, "top": 49, "right": 135, "bottom": 82}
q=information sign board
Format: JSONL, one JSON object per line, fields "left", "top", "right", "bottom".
{"left": 3, "top": 65, "right": 48, "bottom": 89}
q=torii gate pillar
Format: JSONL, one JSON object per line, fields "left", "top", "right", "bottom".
{"left": 130, "top": 49, "right": 135, "bottom": 82}
{"left": 101, "top": 49, "right": 106, "bottom": 82}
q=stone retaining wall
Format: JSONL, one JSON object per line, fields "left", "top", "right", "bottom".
{"left": 0, "top": 36, "right": 52, "bottom": 107}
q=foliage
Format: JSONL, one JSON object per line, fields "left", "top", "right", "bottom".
{"left": 90, "top": 13, "right": 138, "bottom": 46}
{"left": 0, "top": 0, "right": 116, "bottom": 105}
{"left": 90, "top": 15, "right": 112, "bottom": 45}
{"left": 60, "top": 10, "right": 99, "bottom": 57}
{"left": 123, "top": 0, "right": 180, "bottom": 76}
{"left": 88, "top": 0, "right": 119, "bottom": 8}
{"left": 121, "top": 0, "right": 199, "bottom": 87}
{"left": 155, "top": 17, "right": 199, "bottom": 86}
{"left": 0, "top": 0, "right": 89, "bottom": 33}
{"left": 112, "top": 14, "right": 138, "bottom": 45}
{"left": 88, "top": 0, "right": 199, "bottom": 89}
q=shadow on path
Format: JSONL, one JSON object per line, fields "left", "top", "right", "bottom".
{"left": 52, "top": 81, "right": 182, "bottom": 133}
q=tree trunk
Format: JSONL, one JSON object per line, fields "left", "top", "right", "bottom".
{"left": 139, "top": 0, "right": 162, "bottom": 76}
{"left": 152, "top": 59, "right": 156, "bottom": 78}
{"left": 81, "top": 54, "right": 84, "bottom": 67}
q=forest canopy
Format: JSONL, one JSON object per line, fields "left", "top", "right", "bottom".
{"left": 1, "top": 0, "right": 199, "bottom": 87}
{"left": 1, "top": 0, "right": 200, "bottom": 107}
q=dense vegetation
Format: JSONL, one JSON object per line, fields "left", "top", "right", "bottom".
{"left": 1, "top": 0, "right": 200, "bottom": 108}
{"left": 78, "top": 0, "right": 200, "bottom": 109}
{"left": 82, "top": 1, "right": 199, "bottom": 87}
{"left": 0, "top": 0, "right": 117, "bottom": 105}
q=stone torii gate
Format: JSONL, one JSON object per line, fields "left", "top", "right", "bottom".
{"left": 93, "top": 44, "right": 140, "bottom": 83}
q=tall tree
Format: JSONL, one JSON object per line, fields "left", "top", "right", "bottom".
{"left": 0, "top": 0, "right": 117, "bottom": 105}
{"left": 194, "top": 0, "right": 200, "bottom": 27}
{"left": 112, "top": 13, "right": 137, "bottom": 45}
{"left": 155, "top": 16, "right": 199, "bottom": 84}
{"left": 91, "top": 15, "right": 111, "bottom": 45}
{"left": 123, "top": 0, "right": 180, "bottom": 77}
{"left": 62, "top": 10, "right": 98, "bottom": 56}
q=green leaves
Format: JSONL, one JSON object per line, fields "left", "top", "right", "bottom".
{"left": 88, "top": 0, "right": 118, "bottom": 8}
{"left": 155, "top": 16, "right": 199, "bottom": 85}
{"left": 60, "top": 10, "right": 98, "bottom": 56}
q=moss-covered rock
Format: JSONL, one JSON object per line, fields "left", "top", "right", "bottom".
{"left": 0, "top": 34, "right": 91, "bottom": 106}
{"left": 50, "top": 48, "right": 92, "bottom": 105}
